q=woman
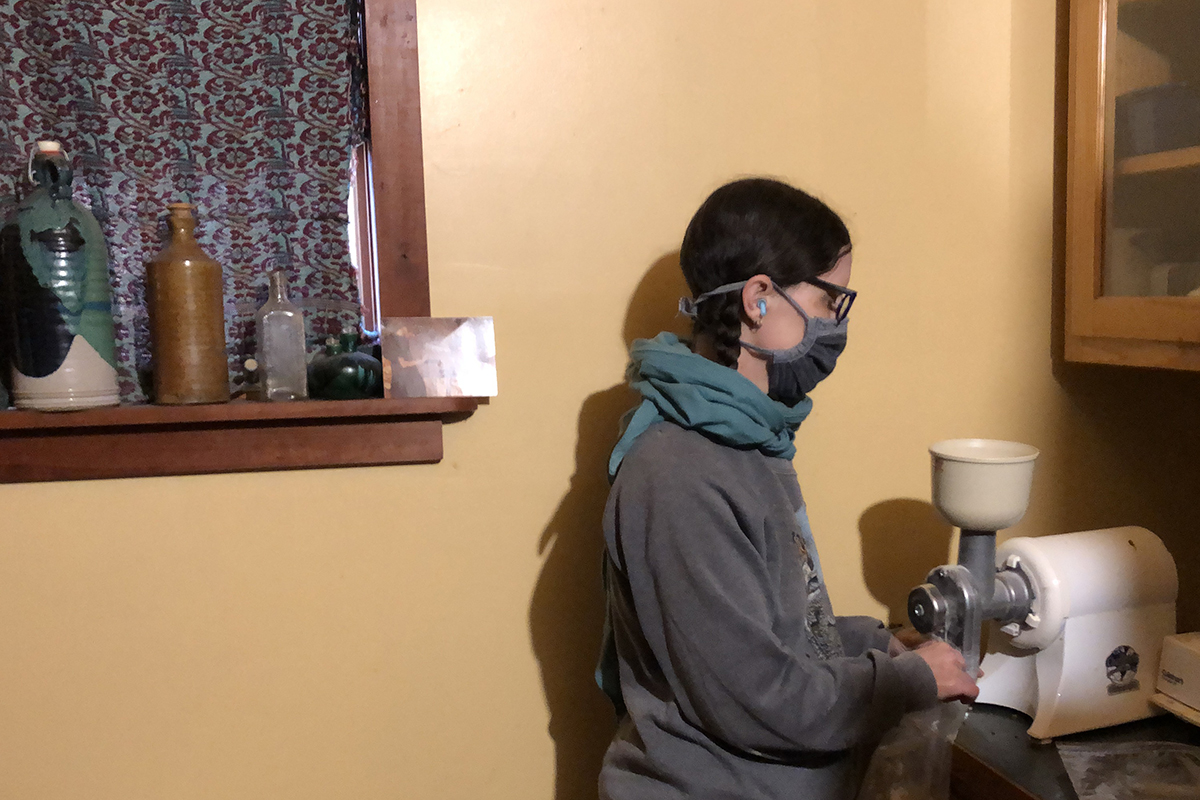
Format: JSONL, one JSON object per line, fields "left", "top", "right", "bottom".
{"left": 598, "top": 178, "right": 977, "bottom": 800}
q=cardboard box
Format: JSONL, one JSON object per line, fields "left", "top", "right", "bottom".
{"left": 1158, "top": 632, "right": 1200, "bottom": 712}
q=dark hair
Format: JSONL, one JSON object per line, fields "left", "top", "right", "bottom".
{"left": 680, "top": 178, "right": 851, "bottom": 367}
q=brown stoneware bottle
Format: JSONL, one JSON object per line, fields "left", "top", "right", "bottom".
{"left": 147, "top": 203, "right": 229, "bottom": 404}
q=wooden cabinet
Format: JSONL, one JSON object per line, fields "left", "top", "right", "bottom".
{"left": 1066, "top": 0, "right": 1200, "bottom": 370}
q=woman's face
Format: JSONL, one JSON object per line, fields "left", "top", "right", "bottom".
{"left": 754, "top": 251, "right": 853, "bottom": 351}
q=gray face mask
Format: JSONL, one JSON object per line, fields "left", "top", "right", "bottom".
{"left": 679, "top": 279, "right": 848, "bottom": 406}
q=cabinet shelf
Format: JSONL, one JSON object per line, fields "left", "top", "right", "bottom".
{"left": 1116, "top": 144, "right": 1200, "bottom": 175}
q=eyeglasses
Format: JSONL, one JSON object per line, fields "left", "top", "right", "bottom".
{"left": 804, "top": 277, "right": 856, "bottom": 323}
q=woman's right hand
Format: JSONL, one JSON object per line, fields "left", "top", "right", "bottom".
{"left": 912, "top": 640, "right": 979, "bottom": 701}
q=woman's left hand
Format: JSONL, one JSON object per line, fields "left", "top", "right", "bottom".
{"left": 890, "top": 632, "right": 984, "bottom": 678}
{"left": 887, "top": 626, "right": 929, "bottom": 655}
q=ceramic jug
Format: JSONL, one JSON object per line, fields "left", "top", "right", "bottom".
{"left": 0, "top": 141, "right": 120, "bottom": 409}
{"left": 147, "top": 203, "right": 229, "bottom": 404}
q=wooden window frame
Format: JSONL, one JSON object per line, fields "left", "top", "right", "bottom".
{"left": 0, "top": 0, "right": 474, "bottom": 483}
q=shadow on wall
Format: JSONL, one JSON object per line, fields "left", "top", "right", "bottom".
{"left": 1043, "top": 0, "right": 1200, "bottom": 630}
{"left": 858, "top": 500, "right": 953, "bottom": 627}
{"left": 528, "top": 252, "right": 690, "bottom": 800}
{"left": 1050, "top": 365, "right": 1200, "bottom": 629}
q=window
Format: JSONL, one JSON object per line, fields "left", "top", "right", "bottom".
{"left": 348, "top": 142, "right": 381, "bottom": 336}
{"left": 0, "top": 0, "right": 476, "bottom": 484}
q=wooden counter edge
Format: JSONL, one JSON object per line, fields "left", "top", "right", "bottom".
{"left": 951, "top": 744, "right": 1041, "bottom": 800}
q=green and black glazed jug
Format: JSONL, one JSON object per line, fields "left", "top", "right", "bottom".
{"left": 0, "top": 141, "right": 120, "bottom": 409}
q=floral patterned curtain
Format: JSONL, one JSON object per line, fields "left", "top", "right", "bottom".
{"left": 0, "top": 0, "right": 363, "bottom": 400}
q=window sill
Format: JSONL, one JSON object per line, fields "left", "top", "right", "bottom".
{"left": 0, "top": 397, "right": 479, "bottom": 483}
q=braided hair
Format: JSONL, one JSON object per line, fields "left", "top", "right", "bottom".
{"left": 680, "top": 178, "right": 851, "bottom": 367}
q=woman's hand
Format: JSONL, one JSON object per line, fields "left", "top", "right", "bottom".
{"left": 912, "top": 640, "right": 979, "bottom": 702}
{"left": 888, "top": 626, "right": 929, "bottom": 655}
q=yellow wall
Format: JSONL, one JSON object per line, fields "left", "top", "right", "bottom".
{"left": 4, "top": 2, "right": 1200, "bottom": 799}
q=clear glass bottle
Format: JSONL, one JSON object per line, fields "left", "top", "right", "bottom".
{"left": 255, "top": 271, "right": 308, "bottom": 401}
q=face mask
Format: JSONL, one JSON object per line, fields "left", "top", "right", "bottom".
{"left": 741, "top": 309, "right": 847, "bottom": 406}
{"left": 680, "top": 279, "right": 848, "bottom": 405}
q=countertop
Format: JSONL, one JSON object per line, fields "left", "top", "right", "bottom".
{"left": 951, "top": 703, "right": 1200, "bottom": 799}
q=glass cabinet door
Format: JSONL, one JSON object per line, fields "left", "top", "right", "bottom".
{"left": 1066, "top": 0, "right": 1200, "bottom": 370}
{"left": 1105, "top": 0, "right": 1200, "bottom": 299}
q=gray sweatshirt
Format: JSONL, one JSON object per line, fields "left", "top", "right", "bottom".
{"left": 599, "top": 423, "right": 938, "bottom": 800}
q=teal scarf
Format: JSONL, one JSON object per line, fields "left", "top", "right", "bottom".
{"left": 607, "top": 333, "right": 812, "bottom": 480}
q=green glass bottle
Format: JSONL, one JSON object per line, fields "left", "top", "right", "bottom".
{"left": 307, "top": 327, "right": 383, "bottom": 400}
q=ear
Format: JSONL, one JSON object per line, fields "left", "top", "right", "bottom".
{"left": 739, "top": 274, "right": 774, "bottom": 323}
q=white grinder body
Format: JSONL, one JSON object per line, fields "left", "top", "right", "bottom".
{"left": 976, "top": 526, "right": 1177, "bottom": 738}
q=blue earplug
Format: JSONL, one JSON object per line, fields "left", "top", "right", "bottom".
{"left": 757, "top": 299, "right": 767, "bottom": 317}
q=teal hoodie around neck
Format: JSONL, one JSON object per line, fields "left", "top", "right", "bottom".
{"left": 607, "top": 333, "right": 812, "bottom": 481}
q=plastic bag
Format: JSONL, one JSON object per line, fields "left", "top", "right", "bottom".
{"left": 856, "top": 702, "right": 968, "bottom": 800}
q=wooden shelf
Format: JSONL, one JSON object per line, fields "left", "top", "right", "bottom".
{"left": 1116, "top": 144, "right": 1200, "bottom": 175}
{"left": 0, "top": 397, "right": 481, "bottom": 483}
{"left": 0, "top": 397, "right": 477, "bottom": 431}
